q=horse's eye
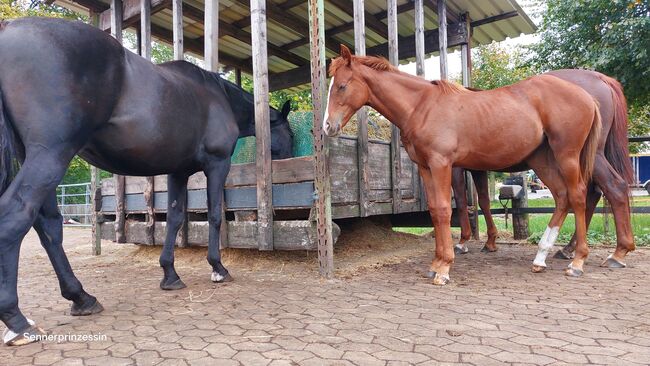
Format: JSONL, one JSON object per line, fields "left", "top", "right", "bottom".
{"left": 338, "top": 84, "right": 346, "bottom": 90}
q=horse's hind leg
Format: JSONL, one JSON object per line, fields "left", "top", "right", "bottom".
{"left": 205, "top": 157, "right": 232, "bottom": 283}
{"left": 33, "top": 192, "right": 103, "bottom": 316}
{"left": 471, "top": 170, "right": 498, "bottom": 252}
{"left": 554, "top": 182, "right": 601, "bottom": 260}
{"left": 159, "top": 173, "right": 190, "bottom": 290}
{"left": 451, "top": 167, "right": 470, "bottom": 254}
{"left": 1, "top": 153, "right": 70, "bottom": 345}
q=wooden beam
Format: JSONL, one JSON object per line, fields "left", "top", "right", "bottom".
{"left": 89, "top": 10, "right": 103, "bottom": 255}
{"left": 100, "top": 0, "right": 169, "bottom": 31}
{"left": 250, "top": 0, "right": 273, "bottom": 251}
{"left": 414, "top": 0, "right": 425, "bottom": 77}
{"left": 172, "top": 0, "right": 183, "bottom": 60}
{"left": 140, "top": 0, "right": 152, "bottom": 61}
{"left": 111, "top": 0, "right": 126, "bottom": 243}
{"left": 438, "top": 0, "right": 448, "bottom": 79}
{"left": 308, "top": 0, "right": 334, "bottom": 279}
{"left": 111, "top": 0, "right": 123, "bottom": 43}
{"left": 354, "top": 0, "right": 369, "bottom": 217}
{"left": 204, "top": 0, "right": 219, "bottom": 71}
{"left": 328, "top": 0, "right": 388, "bottom": 39}
{"left": 269, "top": 21, "right": 468, "bottom": 91}
{"left": 387, "top": 0, "right": 401, "bottom": 214}
{"left": 471, "top": 11, "right": 518, "bottom": 28}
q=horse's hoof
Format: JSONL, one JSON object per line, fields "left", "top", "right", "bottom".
{"left": 432, "top": 273, "right": 450, "bottom": 286}
{"left": 211, "top": 272, "right": 233, "bottom": 283}
{"left": 425, "top": 271, "right": 436, "bottom": 279}
{"left": 481, "top": 246, "right": 497, "bottom": 253}
{"left": 160, "top": 278, "right": 187, "bottom": 290}
{"left": 3, "top": 319, "right": 45, "bottom": 346}
{"left": 601, "top": 255, "right": 626, "bottom": 269}
{"left": 71, "top": 297, "right": 104, "bottom": 316}
{"left": 454, "top": 244, "right": 469, "bottom": 255}
{"left": 565, "top": 267, "right": 584, "bottom": 277}
{"left": 553, "top": 249, "right": 574, "bottom": 260}
{"left": 531, "top": 264, "right": 546, "bottom": 273}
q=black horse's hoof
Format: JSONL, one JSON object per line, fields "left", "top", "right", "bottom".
{"left": 3, "top": 320, "right": 45, "bottom": 346}
{"left": 211, "top": 272, "right": 233, "bottom": 283}
{"left": 553, "top": 249, "right": 574, "bottom": 260}
{"left": 601, "top": 255, "right": 626, "bottom": 269}
{"left": 160, "top": 278, "right": 187, "bottom": 290}
{"left": 71, "top": 297, "right": 104, "bottom": 316}
{"left": 565, "top": 266, "right": 584, "bottom": 277}
{"left": 454, "top": 244, "right": 469, "bottom": 255}
{"left": 481, "top": 246, "right": 497, "bottom": 253}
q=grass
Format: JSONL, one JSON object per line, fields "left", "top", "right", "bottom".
{"left": 394, "top": 196, "right": 650, "bottom": 247}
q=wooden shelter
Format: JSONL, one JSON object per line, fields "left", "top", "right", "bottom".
{"left": 56, "top": 0, "right": 536, "bottom": 277}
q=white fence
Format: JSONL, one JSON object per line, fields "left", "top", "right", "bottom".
{"left": 57, "top": 182, "right": 91, "bottom": 226}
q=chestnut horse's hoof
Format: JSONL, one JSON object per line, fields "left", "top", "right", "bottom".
{"left": 601, "top": 255, "right": 626, "bottom": 269}
{"left": 454, "top": 244, "right": 469, "bottom": 255}
{"left": 211, "top": 272, "right": 233, "bottom": 283}
{"left": 553, "top": 249, "right": 574, "bottom": 260}
{"left": 565, "top": 264, "right": 583, "bottom": 277}
{"left": 3, "top": 319, "right": 45, "bottom": 346}
{"left": 481, "top": 245, "right": 497, "bottom": 253}
{"left": 71, "top": 297, "right": 104, "bottom": 316}
{"left": 531, "top": 264, "right": 546, "bottom": 273}
{"left": 160, "top": 278, "right": 187, "bottom": 291}
{"left": 426, "top": 271, "right": 450, "bottom": 285}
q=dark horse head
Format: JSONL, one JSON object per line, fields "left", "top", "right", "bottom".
{"left": 220, "top": 79, "right": 294, "bottom": 159}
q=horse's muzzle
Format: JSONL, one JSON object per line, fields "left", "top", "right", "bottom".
{"left": 323, "top": 118, "right": 341, "bottom": 137}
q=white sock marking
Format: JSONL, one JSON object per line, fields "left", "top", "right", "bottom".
{"left": 3, "top": 318, "right": 34, "bottom": 345}
{"left": 533, "top": 226, "right": 560, "bottom": 267}
{"left": 211, "top": 271, "right": 225, "bottom": 282}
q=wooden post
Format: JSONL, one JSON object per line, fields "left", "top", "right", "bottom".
{"left": 354, "top": 0, "right": 369, "bottom": 217}
{"left": 459, "top": 12, "right": 478, "bottom": 239}
{"left": 171, "top": 0, "right": 188, "bottom": 246}
{"left": 414, "top": 0, "right": 425, "bottom": 77}
{"left": 387, "top": 0, "right": 401, "bottom": 214}
{"left": 250, "top": 0, "right": 273, "bottom": 250}
{"left": 414, "top": 0, "right": 425, "bottom": 211}
{"left": 89, "top": 11, "right": 102, "bottom": 255}
{"left": 438, "top": 0, "right": 448, "bottom": 79}
{"left": 111, "top": 0, "right": 122, "bottom": 43}
{"left": 172, "top": 0, "right": 183, "bottom": 60}
{"left": 235, "top": 68, "right": 242, "bottom": 86}
{"left": 111, "top": 0, "right": 126, "bottom": 243}
{"left": 140, "top": 0, "right": 155, "bottom": 245}
{"left": 512, "top": 173, "right": 529, "bottom": 240}
{"left": 309, "top": 0, "right": 334, "bottom": 278}
{"left": 204, "top": 0, "right": 219, "bottom": 71}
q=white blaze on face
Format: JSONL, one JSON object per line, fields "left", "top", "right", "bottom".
{"left": 533, "top": 226, "right": 560, "bottom": 267}
{"left": 323, "top": 78, "right": 335, "bottom": 132}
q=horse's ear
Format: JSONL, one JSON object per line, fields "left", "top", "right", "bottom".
{"left": 281, "top": 100, "right": 292, "bottom": 118}
{"left": 340, "top": 44, "right": 352, "bottom": 65}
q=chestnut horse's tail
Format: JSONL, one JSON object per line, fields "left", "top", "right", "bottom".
{"left": 581, "top": 100, "right": 602, "bottom": 183}
{"left": 598, "top": 74, "right": 635, "bottom": 184}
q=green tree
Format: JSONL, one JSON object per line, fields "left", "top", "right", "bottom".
{"left": 224, "top": 72, "right": 312, "bottom": 111}
{"left": 529, "top": 0, "right": 650, "bottom": 103}
{"left": 471, "top": 43, "right": 535, "bottom": 90}
{"left": 1, "top": 0, "right": 83, "bottom": 20}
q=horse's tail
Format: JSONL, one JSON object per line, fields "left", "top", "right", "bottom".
{"left": 0, "top": 88, "right": 18, "bottom": 195}
{"left": 581, "top": 100, "right": 602, "bottom": 183}
{"left": 598, "top": 74, "right": 635, "bottom": 184}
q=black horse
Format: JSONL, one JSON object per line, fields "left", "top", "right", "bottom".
{"left": 0, "top": 17, "right": 293, "bottom": 345}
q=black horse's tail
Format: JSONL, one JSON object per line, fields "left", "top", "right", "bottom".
{"left": 0, "top": 88, "right": 18, "bottom": 195}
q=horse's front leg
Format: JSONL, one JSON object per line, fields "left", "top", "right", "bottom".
{"left": 420, "top": 162, "right": 454, "bottom": 285}
{"left": 159, "top": 173, "right": 190, "bottom": 290}
{"left": 205, "top": 157, "right": 233, "bottom": 283}
{"left": 451, "top": 167, "right": 470, "bottom": 254}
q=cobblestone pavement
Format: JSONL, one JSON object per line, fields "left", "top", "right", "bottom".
{"left": 2, "top": 228, "right": 650, "bottom": 365}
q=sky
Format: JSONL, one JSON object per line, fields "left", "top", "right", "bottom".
{"left": 399, "top": 0, "right": 543, "bottom": 80}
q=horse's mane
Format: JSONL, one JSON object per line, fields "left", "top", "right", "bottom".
{"left": 430, "top": 80, "right": 471, "bottom": 94}
{"left": 329, "top": 55, "right": 397, "bottom": 76}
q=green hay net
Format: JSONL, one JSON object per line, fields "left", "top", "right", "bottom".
{"left": 230, "top": 111, "right": 315, "bottom": 164}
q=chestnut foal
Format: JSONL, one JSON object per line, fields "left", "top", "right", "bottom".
{"left": 324, "top": 45, "right": 601, "bottom": 285}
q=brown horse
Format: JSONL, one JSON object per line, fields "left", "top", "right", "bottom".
{"left": 453, "top": 69, "right": 634, "bottom": 269}
{"left": 324, "top": 45, "right": 601, "bottom": 285}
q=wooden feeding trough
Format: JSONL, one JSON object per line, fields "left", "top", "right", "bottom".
{"left": 57, "top": 0, "right": 536, "bottom": 277}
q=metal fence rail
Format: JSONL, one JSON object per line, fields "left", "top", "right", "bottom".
{"left": 57, "top": 182, "right": 91, "bottom": 226}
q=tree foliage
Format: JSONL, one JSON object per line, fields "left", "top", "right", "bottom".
{"left": 471, "top": 43, "right": 535, "bottom": 90}
{"left": 224, "top": 72, "right": 313, "bottom": 111}
{"left": 1, "top": 0, "right": 83, "bottom": 20}
{"left": 529, "top": 0, "right": 650, "bottom": 105}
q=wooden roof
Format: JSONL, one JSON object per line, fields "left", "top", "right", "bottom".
{"left": 56, "top": 0, "right": 536, "bottom": 91}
